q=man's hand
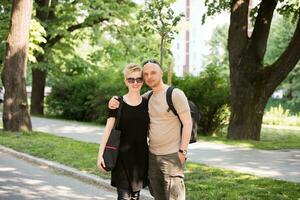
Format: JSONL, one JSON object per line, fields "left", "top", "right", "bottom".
{"left": 178, "top": 152, "right": 186, "bottom": 164}
{"left": 108, "top": 96, "right": 120, "bottom": 109}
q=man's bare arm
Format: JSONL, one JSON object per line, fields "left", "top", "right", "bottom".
{"left": 178, "top": 111, "right": 192, "bottom": 163}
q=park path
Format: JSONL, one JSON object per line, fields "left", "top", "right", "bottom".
{"left": 0, "top": 151, "right": 117, "bottom": 200}
{"left": 30, "top": 116, "right": 300, "bottom": 183}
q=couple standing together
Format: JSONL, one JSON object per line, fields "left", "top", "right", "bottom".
{"left": 98, "top": 60, "right": 192, "bottom": 200}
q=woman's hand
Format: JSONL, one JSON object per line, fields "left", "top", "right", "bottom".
{"left": 97, "top": 155, "right": 107, "bottom": 172}
{"left": 108, "top": 96, "right": 120, "bottom": 109}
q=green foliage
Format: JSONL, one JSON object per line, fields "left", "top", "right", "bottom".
{"left": 46, "top": 63, "right": 230, "bottom": 136}
{"left": 265, "top": 17, "right": 295, "bottom": 65}
{"left": 0, "top": 3, "right": 47, "bottom": 64}
{"left": 42, "top": 0, "right": 135, "bottom": 42}
{"left": 89, "top": 12, "right": 161, "bottom": 70}
{"left": 202, "top": 0, "right": 230, "bottom": 24}
{"left": 265, "top": 15, "right": 300, "bottom": 103}
{"left": 203, "top": 23, "right": 229, "bottom": 76}
{"left": 28, "top": 18, "right": 47, "bottom": 63}
{"left": 139, "top": 0, "right": 183, "bottom": 40}
{"left": 203, "top": 16, "right": 300, "bottom": 132}
{"left": 48, "top": 52, "right": 98, "bottom": 82}
{"left": 266, "top": 98, "right": 300, "bottom": 115}
{"left": 277, "top": 0, "right": 300, "bottom": 21}
{"left": 0, "top": 131, "right": 110, "bottom": 179}
{"left": 202, "top": 0, "right": 300, "bottom": 23}
{"left": 138, "top": 0, "right": 184, "bottom": 68}
{"left": 181, "top": 23, "right": 230, "bottom": 135}
{"left": 0, "top": 2, "right": 11, "bottom": 70}
{"left": 0, "top": 2, "right": 46, "bottom": 83}
{"left": 173, "top": 66, "right": 230, "bottom": 135}
{"left": 24, "top": 0, "right": 139, "bottom": 87}
{"left": 46, "top": 69, "right": 126, "bottom": 123}
{"left": 185, "top": 162, "right": 300, "bottom": 200}
{"left": 263, "top": 105, "right": 300, "bottom": 126}
{"left": 27, "top": 0, "right": 162, "bottom": 89}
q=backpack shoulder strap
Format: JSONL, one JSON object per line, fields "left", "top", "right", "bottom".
{"left": 166, "top": 86, "right": 178, "bottom": 117}
{"left": 147, "top": 91, "right": 153, "bottom": 100}
{"left": 167, "top": 86, "right": 183, "bottom": 126}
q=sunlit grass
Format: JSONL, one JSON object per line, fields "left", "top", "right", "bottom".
{"left": 263, "top": 105, "right": 300, "bottom": 126}
{"left": 0, "top": 131, "right": 110, "bottom": 179}
{"left": 1, "top": 131, "right": 300, "bottom": 200}
{"left": 185, "top": 162, "right": 300, "bottom": 200}
{"left": 200, "top": 125, "right": 300, "bottom": 150}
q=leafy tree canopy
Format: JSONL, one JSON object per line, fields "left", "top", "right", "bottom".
{"left": 202, "top": 0, "right": 300, "bottom": 23}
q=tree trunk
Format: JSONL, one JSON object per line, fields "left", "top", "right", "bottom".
{"left": 160, "top": 35, "right": 164, "bottom": 69}
{"left": 30, "top": 66, "right": 46, "bottom": 115}
{"left": 30, "top": 0, "right": 109, "bottom": 115}
{"left": 1, "top": 0, "right": 33, "bottom": 131}
{"left": 30, "top": 0, "right": 50, "bottom": 116}
{"left": 227, "top": 0, "right": 300, "bottom": 140}
{"left": 227, "top": 66, "right": 269, "bottom": 140}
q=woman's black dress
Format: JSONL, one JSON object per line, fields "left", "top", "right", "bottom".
{"left": 108, "top": 98, "right": 149, "bottom": 192}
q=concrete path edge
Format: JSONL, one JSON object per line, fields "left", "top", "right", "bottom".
{"left": 0, "top": 145, "right": 153, "bottom": 200}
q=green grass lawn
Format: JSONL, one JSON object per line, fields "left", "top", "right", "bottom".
{"left": 0, "top": 131, "right": 110, "bottom": 179}
{"left": 1, "top": 131, "right": 299, "bottom": 200}
{"left": 200, "top": 125, "right": 300, "bottom": 150}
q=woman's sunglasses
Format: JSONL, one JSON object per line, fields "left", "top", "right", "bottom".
{"left": 126, "top": 77, "right": 143, "bottom": 84}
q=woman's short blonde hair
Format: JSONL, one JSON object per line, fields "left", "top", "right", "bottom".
{"left": 123, "top": 63, "right": 142, "bottom": 78}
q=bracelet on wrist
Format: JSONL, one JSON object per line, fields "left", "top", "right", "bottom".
{"left": 179, "top": 149, "right": 187, "bottom": 156}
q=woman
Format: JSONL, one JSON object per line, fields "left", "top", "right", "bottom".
{"left": 97, "top": 63, "right": 149, "bottom": 200}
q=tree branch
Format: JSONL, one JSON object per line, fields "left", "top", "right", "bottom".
{"left": 228, "top": 0, "right": 250, "bottom": 67}
{"left": 71, "top": 0, "right": 80, "bottom": 5}
{"left": 35, "top": 0, "right": 51, "bottom": 21}
{"left": 265, "top": 13, "right": 300, "bottom": 90}
{"left": 46, "top": 16, "right": 108, "bottom": 49}
{"left": 250, "top": 0, "right": 277, "bottom": 62}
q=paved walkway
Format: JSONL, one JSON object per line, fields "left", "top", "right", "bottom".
{"left": 0, "top": 151, "right": 117, "bottom": 200}
{"left": 31, "top": 116, "right": 300, "bottom": 183}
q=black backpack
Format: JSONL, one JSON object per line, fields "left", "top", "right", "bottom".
{"left": 148, "top": 86, "right": 200, "bottom": 143}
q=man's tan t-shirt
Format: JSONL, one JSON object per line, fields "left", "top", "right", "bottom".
{"left": 147, "top": 85, "right": 190, "bottom": 155}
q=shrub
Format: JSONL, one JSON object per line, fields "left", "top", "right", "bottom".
{"left": 46, "top": 65, "right": 230, "bottom": 134}
{"left": 266, "top": 98, "right": 300, "bottom": 115}
{"left": 263, "top": 104, "right": 300, "bottom": 126}
{"left": 46, "top": 69, "right": 126, "bottom": 123}
{"left": 173, "top": 66, "right": 230, "bottom": 135}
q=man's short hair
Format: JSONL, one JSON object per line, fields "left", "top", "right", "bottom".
{"left": 142, "top": 59, "right": 162, "bottom": 68}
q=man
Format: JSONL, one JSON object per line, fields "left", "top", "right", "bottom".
{"left": 109, "top": 59, "right": 192, "bottom": 200}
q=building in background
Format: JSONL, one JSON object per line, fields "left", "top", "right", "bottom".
{"left": 133, "top": 1, "right": 259, "bottom": 76}
{"left": 171, "top": 0, "right": 258, "bottom": 76}
{"left": 171, "top": 0, "right": 229, "bottom": 76}
{"left": 133, "top": 0, "right": 229, "bottom": 76}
